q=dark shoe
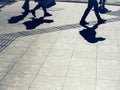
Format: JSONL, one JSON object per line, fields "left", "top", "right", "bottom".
{"left": 44, "top": 13, "right": 52, "bottom": 17}
{"left": 104, "top": 8, "right": 109, "bottom": 12}
{"left": 30, "top": 10, "right": 36, "bottom": 17}
{"left": 80, "top": 20, "right": 89, "bottom": 26}
{"left": 99, "top": 7, "right": 111, "bottom": 14}
{"left": 102, "top": 8, "right": 111, "bottom": 13}
{"left": 98, "top": 19, "right": 106, "bottom": 24}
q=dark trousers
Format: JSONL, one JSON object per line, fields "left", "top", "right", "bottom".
{"left": 81, "top": 0, "right": 101, "bottom": 21}
{"left": 22, "top": 0, "right": 30, "bottom": 11}
{"left": 99, "top": 0, "right": 106, "bottom": 7}
{"left": 32, "top": 1, "right": 47, "bottom": 14}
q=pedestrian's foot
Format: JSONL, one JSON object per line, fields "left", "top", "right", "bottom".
{"left": 30, "top": 10, "right": 36, "bottom": 17}
{"left": 44, "top": 13, "right": 52, "bottom": 17}
{"left": 80, "top": 20, "right": 89, "bottom": 26}
{"left": 99, "top": 7, "right": 111, "bottom": 14}
{"left": 102, "top": 7, "right": 111, "bottom": 13}
{"left": 98, "top": 19, "right": 106, "bottom": 24}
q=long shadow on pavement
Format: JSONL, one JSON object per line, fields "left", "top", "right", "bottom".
{"left": 8, "top": 12, "right": 54, "bottom": 30}
{"left": 79, "top": 23, "right": 105, "bottom": 43}
{"left": 8, "top": 12, "right": 28, "bottom": 23}
{"left": 0, "top": 16, "right": 120, "bottom": 52}
{"left": 23, "top": 17, "right": 54, "bottom": 30}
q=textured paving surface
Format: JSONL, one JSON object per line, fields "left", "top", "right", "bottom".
{"left": 0, "top": 1, "right": 120, "bottom": 90}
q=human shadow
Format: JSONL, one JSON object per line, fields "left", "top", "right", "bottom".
{"left": 79, "top": 23, "right": 105, "bottom": 43}
{"left": 8, "top": 0, "right": 30, "bottom": 24}
{"left": 8, "top": 11, "right": 28, "bottom": 23}
{"left": 22, "top": 0, "right": 30, "bottom": 12}
{"left": 23, "top": 17, "right": 54, "bottom": 30}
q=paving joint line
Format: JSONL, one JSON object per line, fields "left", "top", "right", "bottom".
{"left": 28, "top": 30, "right": 62, "bottom": 90}
{"left": 0, "top": 35, "right": 40, "bottom": 82}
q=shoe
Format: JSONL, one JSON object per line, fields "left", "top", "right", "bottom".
{"left": 30, "top": 10, "right": 36, "bottom": 17}
{"left": 80, "top": 20, "right": 89, "bottom": 26}
{"left": 104, "top": 8, "right": 109, "bottom": 12}
{"left": 98, "top": 19, "right": 106, "bottom": 24}
{"left": 44, "top": 13, "right": 52, "bottom": 17}
{"left": 103, "top": 8, "right": 111, "bottom": 13}
{"left": 99, "top": 7, "right": 110, "bottom": 14}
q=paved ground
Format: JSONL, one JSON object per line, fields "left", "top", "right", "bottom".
{"left": 0, "top": 1, "right": 120, "bottom": 90}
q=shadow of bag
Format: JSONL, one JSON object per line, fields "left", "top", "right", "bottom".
{"left": 42, "top": 0, "right": 56, "bottom": 8}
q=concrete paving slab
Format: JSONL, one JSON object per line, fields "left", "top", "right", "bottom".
{"left": 0, "top": 1, "right": 120, "bottom": 90}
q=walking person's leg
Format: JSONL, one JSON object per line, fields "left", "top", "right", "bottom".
{"left": 99, "top": 0, "right": 106, "bottom": 8}
{"left": 41, "top": 4, "right": 52, "bottom": 17}
{"left": 80, "top": 0, "right": 94, "bottom": 25}
{"left": 99, "top": 0, "right": 110, "bottom": 13}
{"left": 22, "top": 0, "right": 30, "bottom": 12}
{"left": 30, "top": 2, "right": 42, "bottom": 17}
{"left": 102, "top": 0, "right": 106, "bottom": 8}
{"left": 30, "top": 1, "right": 52, "bottom": 17}
{"left": 99, "top": 0, "right": 103, "bottom": 7}
{"left": 94, "top": 0, "right": 102, "bottom": 20}
{"left": 94, "top": 0, "right": 106, "bottom": 24}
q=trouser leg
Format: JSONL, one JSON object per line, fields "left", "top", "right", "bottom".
{"left": 81, "top": 2, "right": 93, "bottom": 21}
{"left": 32, "top": 3, "right": 42, "bottom": 11}
{"left": 22, "top": 0, "right": 30, "bottom": 11}
{"left": 102, "top": 0, "right": 106, "bottom": 8}
{"left": 94, "top": 0, "right": 101, "bottom": 20}
{"left": 41, "top": 5, "right": 47, "bottom": 14}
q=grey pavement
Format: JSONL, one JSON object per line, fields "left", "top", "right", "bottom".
{"left": 0, "top": 1, "right": 120, "bottom": 90}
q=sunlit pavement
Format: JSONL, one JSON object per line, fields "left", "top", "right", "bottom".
{"left": 0, "top": 1, "right": 120, "bottom": 90}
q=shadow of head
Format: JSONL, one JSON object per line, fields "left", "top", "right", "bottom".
{"left": 79, "top": 23, "right": 105, "bottom": 43}
{"left": 23, "top": 17, "right": 54, "bottom": 30}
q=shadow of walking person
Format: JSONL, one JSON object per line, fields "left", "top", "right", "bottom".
{"left": 23, "top": 17, "right": 54, "bottom": 30}
{"left": 79, "top": 23, "right": 105, "bottom": 43}
{"left": 8, "top": 11, "right": 28, "bottom": 23}
{"left": 8, "top": 0, "right": 30, "bottom": 24}
{"left": 22, "top": 0, "right": 30, "bottom": 13}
